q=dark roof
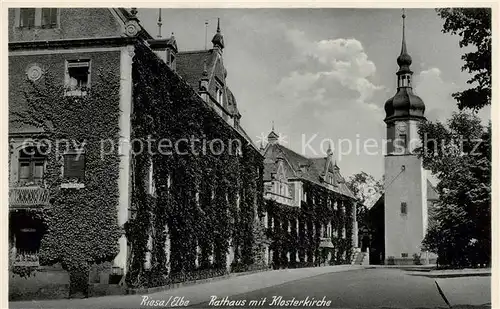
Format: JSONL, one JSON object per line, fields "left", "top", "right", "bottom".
{"left": 226, "top": 88, "right": 240, "bottom": 117}
{"left": 263, "top": 143, "right": 355, "bottom": 199}
{"left": 176, "top": 49, "right": 217, "bottom": 89}
{"left": 384, "top": 88, "right": 425, "bottom": 122}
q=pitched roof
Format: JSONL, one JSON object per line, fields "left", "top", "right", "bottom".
{"left": 176, "top": 49, "right": 217, "bottom": 90}
{"left": 263, "top": 143, "right": 355, "bottom": 199}
{"left": 427, "top": 180, "right": 439, "bottom": 201}
{"left": 369, "top": 179, "right": 439, "bottom": 212}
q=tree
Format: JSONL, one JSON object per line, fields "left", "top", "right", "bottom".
{"left": 436, "top": 8, "right": 491, "bottom": 110}
{"left": 418, "top": 111, "right": 490, "bottom": 268}
{"left": 346, "top": 172, "right": 383, "bottom": 249}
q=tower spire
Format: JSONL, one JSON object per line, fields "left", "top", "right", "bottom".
{"left": 397, "top": 9, "right": 412, "bottom": 73}
{"left": 217, "top": 17, "right": 221, "bottom": 33}
{"left": 400, "top": 9, "right": 407, "bottom": 56}
{"left": 157, "top": 8, "right": 162, "bottom": 38}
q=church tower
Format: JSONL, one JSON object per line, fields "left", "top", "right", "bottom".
{"left": 383, "top": 11, "right": 429, "bottom": 264}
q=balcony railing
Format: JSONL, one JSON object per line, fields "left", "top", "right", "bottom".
{"left": 9, "top": 186, "right": 50, "bottom": 208}
{"left": 13, "top": 251, "right": 40, "bottom": 267}
{"left": 264, "top": 191, "right": 297, "bottom": 207}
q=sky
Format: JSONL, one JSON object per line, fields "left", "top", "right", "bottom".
{"left": 137, "top": 8, "right": 491, "bottom": 182}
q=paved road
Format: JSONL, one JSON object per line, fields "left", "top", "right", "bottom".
{"left": 9, "top": 267, "right": 491, "bottom": 309}
{"left": 193, "top": 268, "right": 486, "bottom": 309}
{"left": 436, "top": 276, "right": 491, "bottom": 307}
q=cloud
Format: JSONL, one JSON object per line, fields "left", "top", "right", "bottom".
{"left": 414, "top": 67, "right": 491, "bottom": 124}
{"left": 277, "top": 28, "right": 384, "bottom": 112}
{"left": 414, "top": 67, "right": 460, "bottom": 122}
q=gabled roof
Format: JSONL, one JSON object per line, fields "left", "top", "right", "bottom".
{"left": 370, "top": 179, "right": 439, "bottom": 213}
{"left": 263, "top": 142, "right": 355, "bottom": 199}
{"left": 176, "top": 49, "right": 217, "bottom": 89}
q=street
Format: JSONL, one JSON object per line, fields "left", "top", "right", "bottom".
{"left": 9, "top": 266, "right": 491, "bottom": 309}
{"left": 195, "top": 268, "right": 448, "bottom": 308}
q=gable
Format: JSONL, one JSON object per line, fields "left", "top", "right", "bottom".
{"left": 275, "top": 160, "right": 287, "bottom": 181}
{"left": 263, "top": 143, "right": 355, "bottom": 199}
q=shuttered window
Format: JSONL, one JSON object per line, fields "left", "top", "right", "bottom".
{"left": 18, "top": 147, "right": 46, "bottom": 185}
{"left": 63, "top": 153, "right": 85, "bottom": 180}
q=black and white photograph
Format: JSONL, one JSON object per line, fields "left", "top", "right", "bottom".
{"left": 4, "top": 5, "right": 494, "bottom": 309}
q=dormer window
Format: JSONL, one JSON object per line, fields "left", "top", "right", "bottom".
{"left": 326, "top": 172, "right": 335, "bottom": 185}
{"left": 166, "top": 49, "right": 176, "bottom": 71}
{"left": 215, "top": 82, "right": 223, "bottom": 104}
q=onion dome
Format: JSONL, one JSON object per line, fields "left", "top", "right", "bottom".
{"left": 384, "top": 89, "right": 425, "bottom": 122}
{"left": 384, "top": 10, "right": 426, "bottom": 123}
{"left": 211, "top": 18, "right": 224, "bottom": 49}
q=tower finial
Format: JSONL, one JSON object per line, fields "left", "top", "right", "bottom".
{"left": 202, "top": 59, "right": 208, "bottom": 76}
{"left": 211, "top": 17, "right": 224, "bottom": 50}
{"left": 157, "top": 8, "right": 162, "bottom": 38}
{"left": 272, "top": 121, "right": 275, "bottom": 131}
{"left": 401, "top": 8, "right": 407, "bottom": 55}
{"left": 204, "top": 20, "right": 209, "bottom": 50}
{"left": 397, "top": 8, "right": 412, "bottom": 70}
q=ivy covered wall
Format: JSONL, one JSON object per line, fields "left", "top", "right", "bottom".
{"left": 265, "top": 180, "right": 354, "bottom": 268}
{"left": 10, "top": 51, "right": 122, "bottom": 296}
{"left": 125, "top": 41, "right": 264, "bottom": 288}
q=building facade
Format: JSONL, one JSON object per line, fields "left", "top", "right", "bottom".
{"left": 261, "top": 131, "right": 358, "bottom": 268}
{"left": 8, "top": 8, "right": 263, "bottom": 299}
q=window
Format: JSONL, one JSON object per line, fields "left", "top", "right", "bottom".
{"left": 215, "top": 83, "right": 223, "bottom": 104}
{"left": 19, "top": 8, "right": 36, "bottom": 28}
{"left": 18, "top": 147, "right": 45, "bottom": 185}
{"left": 401, "top": 202, "right": 407, "bottom": 215}
{"left": 41, "top": 8, "right": 58, "bottom": 28}
{"left": 65, "top": 60, "right": 90, "bottom": 96}
{"left": 327, "top": 172, "right": 336, "bottom": 185}
{"left": 398, "top": 134, "right": 407, "bottom": 150}
{"left": 148, "top": 159, "right": 155, "bottom": 196}
{"left": 63, "top": 153, "right": 85, "bottom": 180}
{"left": 169, "top": 53, "right": 176, "bottom": 70}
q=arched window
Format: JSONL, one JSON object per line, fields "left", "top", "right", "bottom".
{"left": 18, "top": 146, "right": 46, "bottom": 185}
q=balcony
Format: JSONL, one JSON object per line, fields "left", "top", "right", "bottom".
{"left": 9, "top": 185, "right": 50, "bottom": 209}
{"left": 13, "top": 251, "right": 40, "bottom": 267}
{"left": 319, "top": 237, "right": 334, "bottom": 248}
{"left": 264, "top": 191, "right": 297, "bottom": 207}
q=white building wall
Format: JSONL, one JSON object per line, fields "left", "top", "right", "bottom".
{"left": 114, "top": 45, "right": 134, "bottom": 273}
{"left": 384, "top": 154, "right": 428, "bottom": 263}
